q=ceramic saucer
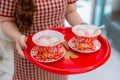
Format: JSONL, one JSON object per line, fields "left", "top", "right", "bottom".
{"left": 68, "top": 37, "right": 101, "bottom": 53}
{"left": 30, "top": 46, "right": 65, "bottom": 63}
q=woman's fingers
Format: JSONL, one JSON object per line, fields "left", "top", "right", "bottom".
{"left": 18, "top": 35, "right": 27, "bottom": 50}
{"left": 15, "top": 42, "right": 25, "bottom": 58}
{"left": 15, "top": 35, "right": 27, "bottom": 58}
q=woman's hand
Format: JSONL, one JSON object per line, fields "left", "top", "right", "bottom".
{"left": 15, "top": 35, "right": 27, "bottom": 58}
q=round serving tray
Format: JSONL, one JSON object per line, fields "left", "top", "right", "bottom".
{"left": 23, "top": 27, "right": 111, "bottom": 75}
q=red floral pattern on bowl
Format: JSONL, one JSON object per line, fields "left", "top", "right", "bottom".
{"left": 72, "top": 25, "right": 101, "bottom": 50}
{"left": 31, "top": 30, "right": 65, "bottom": 63}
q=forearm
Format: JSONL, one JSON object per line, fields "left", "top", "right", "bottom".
{"left": 65, "top": 11, "right": 84, "bottom": 26}
{"left": 65, "top": 3, "right": 86, "bottom": 26}
{"left": 0, "top": 17, "right": 27, "bottom": 57}
{"left": 1, "top": 21, "right": 21, "bottom": 42}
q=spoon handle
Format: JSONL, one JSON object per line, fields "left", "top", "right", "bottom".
{"left": 92, "top": 26, "right": 104, "bottom": 35}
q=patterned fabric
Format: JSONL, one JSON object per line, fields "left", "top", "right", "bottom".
{"left": 0, "top": 0, "right": 77, "bottom": 80}
{"left": 14, "top": 50, "right": 68, "bottom": 80}
{"left": 0, "top": 0, "right": 18, "bottom": 16}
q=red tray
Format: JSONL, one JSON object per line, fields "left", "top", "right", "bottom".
{"left": 23, "top": 27, "right": 111, "bottom": 75}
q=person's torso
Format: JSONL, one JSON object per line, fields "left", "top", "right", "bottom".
{"left": 16, "top": 0, "right": 68, "bottom": 36}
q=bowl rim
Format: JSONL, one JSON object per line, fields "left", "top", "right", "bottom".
{"left": 32, "top": 30, "right": 65, "bottom": 47}
{"left": 72, "top": 25, "right": 101, "bottom": 38}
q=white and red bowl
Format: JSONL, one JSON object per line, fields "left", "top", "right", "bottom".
{"left": 31, "top": 30, "right": 65, "bottom": 62}
{"left": 71, "top": 25, "right": 101, "bottom": 51}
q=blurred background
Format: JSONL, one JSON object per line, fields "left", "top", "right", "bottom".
{"left": 0, "top": 0, "right": 120, "bottom": 80}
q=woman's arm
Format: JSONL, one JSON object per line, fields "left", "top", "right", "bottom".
{"left": 0, "top": 16, "right": 27, "bottom": 57}
{"left": 65, "top": 3, "right": 85, "bottom": 26}
{"left": 0, "top": 16, "right": 21, "bottom": 42}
